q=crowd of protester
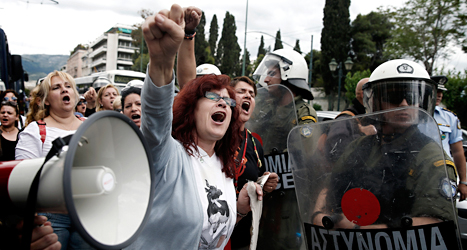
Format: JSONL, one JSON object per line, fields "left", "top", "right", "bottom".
{"left": 0, "top": 3, "right": 465, "bottom": 250}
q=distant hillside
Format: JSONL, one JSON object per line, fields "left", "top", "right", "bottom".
{"left": 21, "top": 54, "right": 68, "bottom": 81}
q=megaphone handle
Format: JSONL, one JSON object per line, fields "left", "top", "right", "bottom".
{"left": 20, "top": 137, "right": 68, "bottom": 249}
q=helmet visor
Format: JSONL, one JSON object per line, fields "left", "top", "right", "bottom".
{"left": 364, "top": 79, "right": 436, "bottom": 115}
{"left": 253, "top": 53, "right": 292, "bottom": 88}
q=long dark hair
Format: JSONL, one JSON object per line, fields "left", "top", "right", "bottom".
{"left": 172, "top": 74, "right": 242, "bottom": 178}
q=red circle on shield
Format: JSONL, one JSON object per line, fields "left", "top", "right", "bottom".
{"left": 341, "top": 188, "right": 380, "bottom": 226}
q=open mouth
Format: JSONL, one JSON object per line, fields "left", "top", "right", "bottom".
{"left": 211, "top": 111, "right": 226, "bottom": 123}
{"left": 131, "top": 114, "right": 141, "bottom": 120}
{"left": 241, "top": 101, "right": 250, "bottom": 112}
{"left": 63, "top": 96, "right": 70, "bottom": 102}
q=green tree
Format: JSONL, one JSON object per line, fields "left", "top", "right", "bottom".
{"left": 274, "top": 30, "right": 283, "bottom": 50}
{"left": 384, "top": 0, "right": 466, "bottom": 75}
{"left": 70, "top": 44, "right": 88, "bottom": 56}
{"left": 350, "top": 11, "right": 393, "bottom": 72}
{"left": 344, "top": 69, "right": 371, "bottom": 103}
{"left": 237, "top": 48, "right": 252, "bottom": 77}
{"left": 293, "top": 39, "right": 301, "bottom": 53}
{"left": 194, "top": 12, "right": 214, "bottom": 65}
{"left": 216, "top": 12, "right": 241, "bottom": 76}
{"left": 131, "top": 25, "right": 147, "bottom": 73}
{"left": 209, "top": 14, "right": 219, "bottom": 59}
{"left": 257, "top": 35, "right": 266, "bottom": 57}
{"left": 443, "top": 71, "right": 467, "bottom": 126}
{"left": 131, "top": 9, "right": 153, "bottom": 73}
{"left": 305, "top": 50, "right": 323, "bottom": 87}
{"left": 320, "top": 0, "right": 352, "bottom": 110}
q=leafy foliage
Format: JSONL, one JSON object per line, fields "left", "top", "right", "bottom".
{"left": 257, "top": 36, "right": 266, "bottom": 58}
{"left": 194, "top": 12, "right": 214, "bottom": 66}
{"left": 209, "top": 15, "right": 219, "bottom": 59}
{"left": 216, "top": 12, "right": 241, "bottom": 77}
{"left": 383, "top": 0, "right": 467, "bottom": 75}
{"left": 344, "top": 70, "right": 371, "bottom": 102}
{"left": 350, "top": 12, "right": 393, "bottom": 72}
{"left": 293, "top": 39, "right": 301, "bottom": 53}
{"left": 443, "top": 71, "right": 467, "bottom": 127}
{"left": 320, "top": 0, "right": 352, "bottom": 110}
{"left": 274, "top": 30, "right": 283, "bottom": 50}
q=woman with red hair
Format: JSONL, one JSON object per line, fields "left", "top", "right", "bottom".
{"left": 128, "top": 5, "right": 262, "bottom": 250}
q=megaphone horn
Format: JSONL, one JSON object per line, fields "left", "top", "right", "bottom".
{"left": 1, "top": 111, "right": 154, "bottom": 249}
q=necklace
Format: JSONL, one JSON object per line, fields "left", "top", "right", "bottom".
{"left": 1, "top": 126, "right": 16, "bottom": 134}
{"left": 50, "top": 115, "right": 76, "bottom": 131}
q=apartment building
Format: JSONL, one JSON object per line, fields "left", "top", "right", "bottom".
{"left": 67, "top": 24, "right": 138, "bottom": 77}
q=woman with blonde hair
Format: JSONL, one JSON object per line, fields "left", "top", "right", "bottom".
{"left": 25, "top": 84, "right": 44, "bottom": 126}
{"left": 15, "top": 70, "right": 91, "bottom": 249}
{"left": 96, "top": 83, "right": 119, "bottom": 112}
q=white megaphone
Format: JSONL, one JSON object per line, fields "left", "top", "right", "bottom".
{"left": 0, "top": 111, "right": 154, "bottom": 249}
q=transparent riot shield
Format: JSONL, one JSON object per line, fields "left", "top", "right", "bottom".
{"left": 246, "top": 84, "right": 308, "bottom": 249}
{"left": 289, "top": 107, "right": 462, "bottom": 250}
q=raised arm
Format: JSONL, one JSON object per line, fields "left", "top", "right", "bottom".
{"left": 176, "top": 6, "right": 202, "bottom": 89}
{"left": 142, "top": 4, "right": 185, "bottom": 87}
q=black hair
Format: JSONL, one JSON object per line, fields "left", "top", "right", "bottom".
{"left": 121, "top": 87, "right": 141, "bottom": 109}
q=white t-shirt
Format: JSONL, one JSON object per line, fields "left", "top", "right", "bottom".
{"left": 191, "top": 146, "right": 236, "bottom": 249}
{"left": 16, "top": 121, "right": 76, "bottom": 159}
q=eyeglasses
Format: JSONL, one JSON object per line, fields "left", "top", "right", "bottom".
{"left": 77, "top": 101, "right": 87, "bottom": 105}
{"left": 204, "top": 91, "right": 236, "bottom": 107}
{"left": 381, "top": 91, "right": 419, "bottom": 105}
{"left": 1, "top": 101, "right": 18, "bottom": 107}
{"left": 4, "top": 96, "right": 17, "bottom": 102}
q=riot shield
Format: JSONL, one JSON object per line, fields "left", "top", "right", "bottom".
{"left": 246, "top": 84, "right": 307, "bottom": 249}
{"left": 289, "top": 107, "right": 462, "bottom": 250}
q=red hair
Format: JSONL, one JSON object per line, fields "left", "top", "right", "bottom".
{"left": 172, "top": 74, "right": 242, "bottom": 178}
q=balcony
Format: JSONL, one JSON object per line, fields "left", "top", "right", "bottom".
{"left": 91, "top": 58, "right": 106, "bottom": 68}
{"left": 117, "top": 46, "right": 136, "bottom": 54}
{"left": 89, "top": 46, "right": 107, "bottom": 58}
{"left": 90, "top": 34, "right": 108, "bottom": 48}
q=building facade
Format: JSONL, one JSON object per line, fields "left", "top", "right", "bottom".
{"left": 67, "top": 24, "right": 138, "bottom": 78}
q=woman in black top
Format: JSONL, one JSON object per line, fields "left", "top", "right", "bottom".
{"left": 0, "top": 100, "right": 19, "bottom": 161}
{"left": 229, "top": 76, "right": 279, "bottom": 249}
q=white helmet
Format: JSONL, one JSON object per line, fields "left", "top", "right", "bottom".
{"left": 253, "top": 49, "right": 313, "bottom": 100}
{"left": 196, "top": 64, "right": 221, "bottom": 76}
{"left": 363, "top": 59, "right": 437, "bottom": 115}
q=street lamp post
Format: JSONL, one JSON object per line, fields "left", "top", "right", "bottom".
{"left": 329, "top": 57, "right": 353, "bottom": 110}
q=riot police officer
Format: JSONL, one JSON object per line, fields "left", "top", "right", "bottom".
{"left": 251, "top": 49, "right": 317, "bottom": 249}
{"left": 313, "top": 59, "right": 458, "bottom": 229}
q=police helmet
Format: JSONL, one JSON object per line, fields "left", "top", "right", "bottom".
{"left": 431, "top": 75, "right": 448, "bottom": 91}
{"left": 196, "top": 64, "right": 221, "bottom": 76}
{"left": 363, "top": 59, "right": 437, "bottom": 115}
{"left": 253, "top": 49, "right": 313, "bottom": 100}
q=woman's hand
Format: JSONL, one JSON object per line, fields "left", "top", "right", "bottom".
{"left": 84, "top": 87, "right": 96, "bottom": 109}
{"left": 30, "top": 215, "right": 61, "bottom": 250}
{"left": 237, "top": 182, "right": 263, "bottom": 222}
{"left": 183, "top": 6, "right": 202, "bottom": 33}
{"left": 262, "top": 172, "right": 278, "bottom": 193}
{"left": 143, "top": 4, "right": 185, "bottom": 86}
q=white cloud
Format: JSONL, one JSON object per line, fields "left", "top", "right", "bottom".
{"left": 0, "top": 0, "right": 465, "bottom": 72}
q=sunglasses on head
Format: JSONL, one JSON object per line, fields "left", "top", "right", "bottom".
{"left": 204, "top": 91, "right": 236, "bottom": 107}
{"left": 1, "top": 101, "right": 18, "bottom": 106}
{"left": 4, "top": 96, "right": 17, "bottom": 102}
{"left": 381, "top": 91, "right": 419, "bottom": 105}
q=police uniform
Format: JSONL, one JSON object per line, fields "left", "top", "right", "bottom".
{"left": 256, "top": 95, "right": 317, "bottom": 250}
{"left": 295, "top": 96, "right": 317, "bottom": 125}
{"left": 434, "top": 106, "right": 463, "bottom": 158}
{"left": 329, "top": 125, "right": 457, "bottom": 227}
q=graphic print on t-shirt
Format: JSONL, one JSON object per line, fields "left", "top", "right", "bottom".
{"left": 199, "top": 179, "right": 230, "bottom": 249}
